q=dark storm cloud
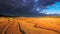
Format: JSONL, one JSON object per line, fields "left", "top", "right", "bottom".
{"left": 0, "top": 0, "right": 60, "bottom": 16}
{"left": 0, "top": 0, "right": 34, "bottom": 16}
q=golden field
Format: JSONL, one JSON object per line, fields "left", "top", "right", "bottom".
{"left": 0, "top": 17, "right": 60, "bottom": 34}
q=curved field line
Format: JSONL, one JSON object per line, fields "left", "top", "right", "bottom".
{"left": 0, "top": 23, "right": 7, "bottom": 28}
{"left": 2, "top": 22, "right": 13, "bottom": 34}
{"left": 0, "top": 23, "right": 10, "bottom": 34}
{"left": 34, "top": 24, "right": 60, "bottom": 34}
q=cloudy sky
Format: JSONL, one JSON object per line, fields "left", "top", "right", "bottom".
{"left": 0, "top": 0, "right": 60, "bottom": 16}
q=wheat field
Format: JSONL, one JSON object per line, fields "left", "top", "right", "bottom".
{"left": 0, "top": 17, "right": 60, "bottom": 34}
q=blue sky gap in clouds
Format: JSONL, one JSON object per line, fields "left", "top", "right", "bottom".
{"left": 43, "top": 2, "right": 60, "bottom": 14}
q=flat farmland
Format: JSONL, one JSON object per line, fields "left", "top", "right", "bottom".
{"left": 0, "top": 17, "right": 60, "bottom": 34}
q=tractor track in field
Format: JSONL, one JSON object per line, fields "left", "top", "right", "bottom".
{"left": 2, "top": 22, "right": 13, "bottom": 34}
{"left": 18, "top": 22, "right": 26, "bottom": 34}
{"left": 0, "top": 23, "right": 11, "bottom": 34}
